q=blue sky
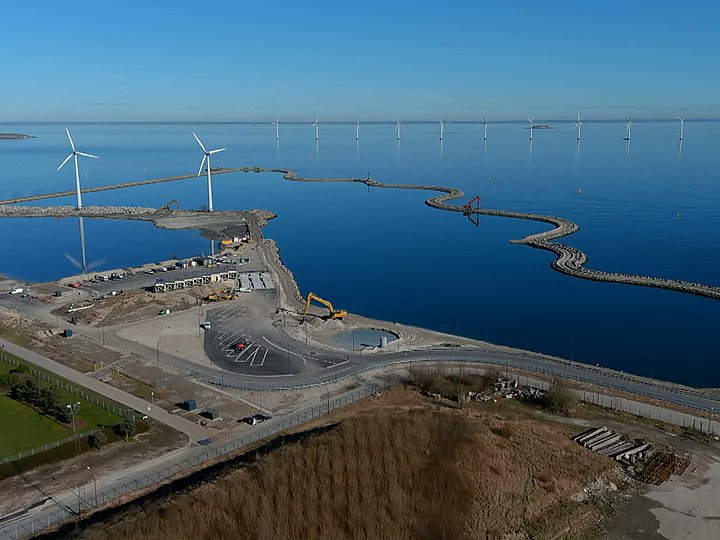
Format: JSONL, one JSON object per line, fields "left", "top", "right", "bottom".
{"left": 1, "top": 1, "right": 719, "bottom": 122}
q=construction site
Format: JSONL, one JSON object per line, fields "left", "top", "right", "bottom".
{"left": 0, "top": 179, "right": 719, "bottom": 539}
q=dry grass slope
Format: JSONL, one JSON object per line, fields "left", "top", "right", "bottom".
{"left": 76, "top": 389, "right": 611, "bottom": 540}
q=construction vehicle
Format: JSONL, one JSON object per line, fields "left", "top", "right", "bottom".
{"left": 158, "top": 199, "right": 180, "bottom": 212}
{"left": 204, "top": 288, "right": 237, "bottom": 303}
{"left": 302, "top": 292, "right": 347, "bottom": 321}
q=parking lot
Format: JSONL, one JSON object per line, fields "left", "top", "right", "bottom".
{"left": 203, "top": 300, "right": 345, "bottom": 376}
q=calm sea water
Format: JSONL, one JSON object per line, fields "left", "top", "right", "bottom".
{"left": 1, "top": 121, "right": 720, "bottom": 387}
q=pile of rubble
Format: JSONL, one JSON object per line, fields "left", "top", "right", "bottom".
{"left": 466, "top": 377, "right": 545, "bottom": 402}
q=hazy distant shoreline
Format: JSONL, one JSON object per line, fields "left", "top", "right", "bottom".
{"left": 0, "top": 133, "right": 34, "bottom": 139}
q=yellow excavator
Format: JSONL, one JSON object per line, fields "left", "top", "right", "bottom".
{"left": 302, "top": 292, "right": 347, "bottom": 321}
{"left": 158, "top": 199, "right": 180, "bottom": 212}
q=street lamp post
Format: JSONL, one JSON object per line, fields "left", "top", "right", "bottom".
{"left": 86, "top": 466, "right": 97, "bottom": 505}
{"left": 150, "top": 391, "right": 154, "bottom": 404}
{"left": 66, "top": 402, "right": 81, "bottom": 435}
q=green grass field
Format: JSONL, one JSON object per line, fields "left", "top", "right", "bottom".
{"left": 0, "top": 355, "right": 123, "bottom": 458}
{"left": 0, "top": 395, "right": 70, "bottom": 457}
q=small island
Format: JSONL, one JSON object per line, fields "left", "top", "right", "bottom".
{"left": 0, "top": 133, "right": 35, "bottom": 139}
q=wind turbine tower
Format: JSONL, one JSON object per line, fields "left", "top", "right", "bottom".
{"left": 57, "top": 128, "right": 99, "bottom": 209}
{"left": 272, "top": 117, "right": 280, "bottom": 141}
{"left": 574, "top": 114, "right": 583, "bottom": 142}
{"left": 624, "top": 117, "right": 632, "bottom": 141}
{"left": 356, "top": 122, "right": 360, "bottom": 141}
{"left": 483, "top": 118, "right": 488, "bottom": 142}
{"left": 676, "top": 115, "right": 684, "bottom": 142}
{"left": 313, "top": 116, "right": 319, "bottom": 141}
{"left": 528, "top": 118, "right": 534, "bottom": 141}
{"left": 193, "top": 132, "right": 225, "bottom": 213}
{"left": 440, "top": 120, "right": 445, "bottom": 141}
{"left": 396, "top": 117, "right": 401, "bottom": 141}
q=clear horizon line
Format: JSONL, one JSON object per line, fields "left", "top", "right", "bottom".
{"left": 3, "top": 117, "right": 720, "bottom": 126}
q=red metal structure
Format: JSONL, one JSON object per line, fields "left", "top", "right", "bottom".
{"left": 462, "top": 195, "right": 480, "bottom": 215}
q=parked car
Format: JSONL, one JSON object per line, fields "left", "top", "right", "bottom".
{"left": 231, "top": 340, "right": 249, "bottom": 351}
{"left": 242, "top": 414, "right": 270, "bottom": 426}
{"left": 10, "top": 287, "right": 25, "bottom": 295}
{"left": 201, "top": 321, "right": 211, "bottom": 330}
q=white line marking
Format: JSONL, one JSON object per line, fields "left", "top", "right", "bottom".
{"left": 261, "top": 336, "right": 308, "bottom": 365}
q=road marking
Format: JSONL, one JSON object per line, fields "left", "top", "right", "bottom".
{"left": 261, "top": 336, "right": 308, "bottom": 365}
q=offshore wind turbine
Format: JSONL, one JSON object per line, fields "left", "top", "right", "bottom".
{"left": 440, "top": 120, "right": 445, "bottom": 141}
{"left": 528, "top": 118, "right": 534, "bottom": 141}
{"left": 396, "top": 117, "right": 401, "bottom": 141}
{"left": 574, "top": 114, "right": 583, "bottom": 141}
{"left": 312, "top": 116, "right": 319, "bottom": 141}
{"left": 272, "top": 117, "right": 280, "bottom": 141}
{"left": 483, "top": 117, "right": 488, "bottom": 142}
{"left": 356, "top": 121, "right": 360, "bottom": 141}
{"left": 676, "top": 115, "right": 684, "bottom": 142}
{"left": 623, "top": 116, "right": 632, "bottom": 141}
{"left": 193, "top": 132, "right": 225, "bottom": 213}
{"left": 57, "top": 128, "right": 99, "bottom": 209}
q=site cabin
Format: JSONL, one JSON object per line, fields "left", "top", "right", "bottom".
{"left": 183, "top": 399, "right": 197, "bottom": 411}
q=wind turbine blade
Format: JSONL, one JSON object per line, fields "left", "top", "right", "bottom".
{"left": 66, "top": 128, "right": 76, "bottom": 152}
{"left": 209, "top": 148, "right": 226, "bottom": 155}
{"left": 192, "top": 132, "right": 207, "bottom": 153}
{"left": 57, "top": 154, "right": 73, "bottom": 171}
{"left": 76, "top": 152, "right": 99, "bottom": 159}
{"left": 64, "top": 252, "right": 82, "bottom": 269}
{"left": 197, "top": 155, "right": 207, "bottom": 177}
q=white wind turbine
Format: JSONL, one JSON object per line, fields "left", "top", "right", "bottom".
{"left": 57, "top": 128, "right": 99, "bottom": 209}
{"left": 356, "top": 121, "right": 360, "bottom": 141}
{"left": 574, "top": 113, "right": 583, "bottom": 141}
{"left": 624, "top": 116, "right": 632, "bottom": 141}
{"left": 440, "top": 120, "right": 445, "bottom": 141}
{"left": 272, "top": 117, "right": 280, "bottom": 141}
{"left": 396, "top": 117, "right": 401, "bottom": 141}
{"left": 193, "top": 132, "right": 225, "bottom": 213}
{"left": 312, "top": 116, "right": 319, "bottom": 141}
{"left": 676, "top": 115, "right": 684, "bottom": 142}
{"left": 528, "top": 118, "right": 534, "bottom": 141}
{"left": 483, "top": 117, "right": 488, "bottom": 142}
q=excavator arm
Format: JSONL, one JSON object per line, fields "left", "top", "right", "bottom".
{"left": 303, "top": 292, "right": 347, "bottom": 320}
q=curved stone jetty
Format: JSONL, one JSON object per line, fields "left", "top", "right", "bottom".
{"left": 1, "top": 164, "right": 719, "bottom": 301}
{"left": 272, "top": 168, "right": 720, "bottom": 301}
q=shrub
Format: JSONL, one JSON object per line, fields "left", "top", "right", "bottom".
{"left": 541, "top": 380, "right": 577, "bottom": 416}
{"left": 115, "top": 414, "right": 136, "bottom": 441}
{"left": 89, "top": 431, "right": 109, "bottom": 450}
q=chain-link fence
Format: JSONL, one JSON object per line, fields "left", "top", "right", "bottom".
{"left": 2, "top": 358, "right": 719, "bottom": 539}
{"left": 0, "top": 352, "right": 123, "bottom": 416}
{"left": 0, "top": 378, "right": 390, "bottom": 540}
{"left": 0, "top": 426, "right": 105, "bottom": 466}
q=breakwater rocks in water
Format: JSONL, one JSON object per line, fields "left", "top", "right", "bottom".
{"left": 0, "top": 204, "right": 157, "bottom": 217}
{"left": 263, "top": 167, "right": 720, "bottom": 302}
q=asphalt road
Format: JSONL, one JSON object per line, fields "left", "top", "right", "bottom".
{"left": 0, "top": 338, "right": 210, "bottom": 443}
